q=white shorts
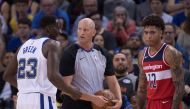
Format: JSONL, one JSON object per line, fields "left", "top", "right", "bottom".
{"left": 17, "top": 93, "right": 57, "bottom": 109}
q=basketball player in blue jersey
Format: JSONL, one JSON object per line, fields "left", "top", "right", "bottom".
{"left": 3, "top": 15, "right": 82, "bottom": 109}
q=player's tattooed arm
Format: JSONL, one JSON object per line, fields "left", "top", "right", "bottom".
{"left": 165, "top": 46, "right": 184, "bottom": 109}
{"left": 137, "top": 50, "right": 147, "bottom": 109}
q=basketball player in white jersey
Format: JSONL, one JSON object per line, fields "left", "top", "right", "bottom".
{"left": 3, "top": 15, "right": 82, "bottom": 109}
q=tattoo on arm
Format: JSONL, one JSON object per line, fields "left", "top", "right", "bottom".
{"left": 137, "top": 71, "right": 147, "bottom": 109}
{"left": 169, "top": 50, "right": 184, "bottom": 109}
{"left": 137, "top": 50, "right": 147, "bottom": 109}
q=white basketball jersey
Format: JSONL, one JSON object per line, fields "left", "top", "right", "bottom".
{"left": 17, "top": 37, "right": 57, "bottom": 97}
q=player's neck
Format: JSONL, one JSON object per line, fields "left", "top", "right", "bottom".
{"left": 149, "top": 42, "right": 163, "bottom": 53}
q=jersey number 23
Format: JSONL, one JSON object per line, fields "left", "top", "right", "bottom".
{"left": 17, "top": 58, "right": 38, "bottom": 79}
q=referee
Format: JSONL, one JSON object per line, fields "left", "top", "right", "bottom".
{"left": 60, "top": 18, "right": 122, "bottom": 109}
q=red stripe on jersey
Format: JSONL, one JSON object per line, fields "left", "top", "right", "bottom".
{"left": 143, "top": 60, "right": 170, "bottom": 73}
{"left": 147, "top": 78, "right": 175, "bottom": 100}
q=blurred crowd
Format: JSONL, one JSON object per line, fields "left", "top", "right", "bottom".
{"left": 0, "top": 0, "right": 190, "bottom": 109}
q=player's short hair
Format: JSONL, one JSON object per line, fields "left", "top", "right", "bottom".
{"left": 39, "top": 15, "right": 57, "bottom": 29}
{"left": 142, "top": 15, "right": 165, "bottom": 32}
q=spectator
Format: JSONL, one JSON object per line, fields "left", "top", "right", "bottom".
{"left": 136, "top": 0, "right": 152, "bottom": 26}
{"left": 0, "top": 1, "right": 11, "bottom": 34}
{"left": 10, "top": 0, "right": 32, "bottom": 34}
{"left": 113, "top": 52, "right": 137, "bottom": 109}
{"left": 67, "top": 0, "right": 83, "bottom": 26}
{"left": 1, "top": 1, "right": 14, "bottom": 23}
{"left": 60, "top": 18, "right": 122, "bottom": 109}
{"left": 30, "top": 0, "right": 40, "bottom": 16}
{"left": 11, "top": 0, "right": 40, "bottom": 21}
{"left": 7, "top": 18, "right": 31, "bottom": 53}
{"left": 107, "top": 6, "right": 136, "bottom": 47}
{"left": 162, "top": 23, "right": 189, "bottom": 70}
{"left": 150, "top": 0, "right": 173, "bottom": 23}
{"left": 32, "top": 0, "right": 70, "bottom": 34}
{"left": 103, "top": 0, "right": 137, "bottom": 20}
{"left": 120, "top": 47, "right": 140, "bottom": 77}
{"left": 113, "top": 52, "right": 137, "bottom": 93}
{"left": 71, "top": 0, "right": 109, "bottom": 41}
{"left": 87, "top": 11, "right": 117, "bottom": 54}
{"left": 93, "top": 34, "right": 104, "bottom": 48}
{"left": 125, "top": 32, "right": 143, "bottom": 65}
{"left": 166, "top": 0, "right": 184, "bottom": 14}
{"left": 57, "top": 0, "right": 70, "bottom": 12}
{"left": 118, "top": 78, "right": 134, "bottom": 109}
{"left": 0, "top": 38, "right": 13, "bottom": 109}
{"left": 177, "top": 15, "right": 190, "bottom": 69}
{"left": 172, "top": 0, "right": 190, "bottom": 27}
{"left": 0, "top": 19, "right": 9, "bottom": 47}
{"left": 0, "top": 14, "right": 8, "bottom": 35}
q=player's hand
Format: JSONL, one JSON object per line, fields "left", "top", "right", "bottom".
{"left": 106, "top": 99, "right": 122, "bottom": 109}
{"left": 91, "top": 95, "right": 109, "bottom": 108}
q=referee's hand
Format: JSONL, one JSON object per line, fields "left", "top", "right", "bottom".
{"left": 91, "top": 95, "right": 109, "bottom": 108}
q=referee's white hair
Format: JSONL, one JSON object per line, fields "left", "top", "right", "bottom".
{"left": 79, "top": 18, "right": 95, "bottom": 29}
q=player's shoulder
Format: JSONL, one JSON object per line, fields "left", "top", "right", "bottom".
{"left": 138, "top": 46, "right": 150, "bottom": 67}
{"left": 165, "top": 44, "right": 182, "bottom": 57}
{"left": 42, "top": 39, "right": 60, "bottom": 57}
{"left": 138, "top": 47, "right": 147, "bottom": 60}
{"left": 43, "top": 39, "right": 59, "bottom": 48}
{"left": 164, "top": 44, "right": 182, "bottom": 66}
{"left": 139, "top": 48, "right": 146, "bottom": 56}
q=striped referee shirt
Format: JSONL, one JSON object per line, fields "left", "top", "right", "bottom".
{"left": 60, "top": 43, "right": 114, "bottom": 94}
